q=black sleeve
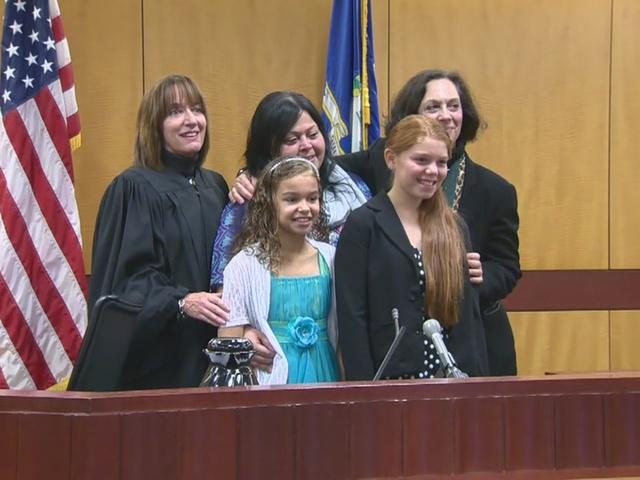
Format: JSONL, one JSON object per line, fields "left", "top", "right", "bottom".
{"left": 88, "top": 174, "right": 188, "bottom": 330}
{"left": 477, "top": 182, "right": 521, "bottom": 304}
{"left": 335, "top": 209, "right": 375, "bottom": 380}
{"left": 335, "top": 148, "right": 376, "bottom": 192}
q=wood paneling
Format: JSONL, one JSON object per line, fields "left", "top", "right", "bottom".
{"left": 60, "top": 0, "right": 640, "bottom": 377}
{"left": 120, "top": 411, "right": 181, "bottom": 479}
{"left": 503, "top": 270, "right": 640, "bottom": 311}
{"left": 62, "top": 0, "right": 143, "bottom": 270}
{"left": 70, "top": 414, "right": 120, "bottom": 480}
{"left": 506, "top": 308, "right": 640, "bottom": 376}
{"left": 68, "top": 0, "right": 640, "bottom": 277}
{"left": 18, "top": 413, "right": 71, "bottom": 480}
{"left": 294, "top": 403, "right": 350, "bottom": 480}
{"left": 0, "top": 414, "right": 18, "bottom": 480}
{"left": 509, "top": 311, "right": 610, "bottom": 375}
{"left": 349, "top": 400, "right": 403, "bottom": 478}
{"left": 179, "top": 409, "right": 237, "bottom": 479}
{"left": 610, "top": 311, "right": 640, "bottom": 371}
{"left": 505, "top": 396, "right": 555, "bottom": 471}
{"left": 389, "top": 0, "right": 611, "bottom": 270}
{"left": 237, "top": 405, "right": 295, "bottom": 480}
{"left": 403, "top": 399, "right": 455, "bottom": 475}
{"left": 454, "top": 397, "right": 504, "bottom": 473}
{"left": 611, "top": 0, "right": 640, "bottom": 268}
{"left": 143, "top": 0, "right": 334, "bottom": 186}
{"left": 555, "top": 395, "right": 605, "bottom": 468}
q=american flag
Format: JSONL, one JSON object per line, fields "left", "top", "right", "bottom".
{"left": 0, "top": 0, "right": 86, "bottom": 389}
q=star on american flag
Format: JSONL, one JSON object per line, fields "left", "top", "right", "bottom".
{"left": 1, "top": 0, "right": 59, "bottom": 112}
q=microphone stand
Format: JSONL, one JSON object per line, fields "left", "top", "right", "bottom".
{"left": 373, "top": 326, "right": 406, "bottom": 381}
{"left": 373, "top": 308, "right": 405, "bottom": 381}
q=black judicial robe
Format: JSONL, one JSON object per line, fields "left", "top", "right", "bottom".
{"left": 89, "top": 165, "right": 228, "bottom": 389}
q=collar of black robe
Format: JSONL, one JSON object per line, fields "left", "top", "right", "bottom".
{"left": 161, "top": 148, "right": 199, "bottom": 179}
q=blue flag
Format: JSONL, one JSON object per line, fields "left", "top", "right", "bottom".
{"left": 322, "top": 0, "right": 380, "bottom": 155}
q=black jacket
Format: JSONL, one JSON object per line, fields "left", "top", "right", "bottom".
{"left": 335, "top": 193, "right": 489, "bottom": 381}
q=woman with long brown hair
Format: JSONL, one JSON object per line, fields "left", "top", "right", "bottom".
{"left": 89, "top": 75, "right": 229, "bottom": 389}
{"left": 335, "top": 115, "right": 488, "bottom": 380}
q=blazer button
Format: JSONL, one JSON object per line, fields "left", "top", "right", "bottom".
{"left": 409, "top": 295, "right": 416, "bottom": 302}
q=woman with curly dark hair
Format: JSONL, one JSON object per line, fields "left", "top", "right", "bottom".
{"left": 218, "top": 157, "right": 340, "bottom": 385}
{"left": 210, "top": 91, "right": 370, "bottom": 293}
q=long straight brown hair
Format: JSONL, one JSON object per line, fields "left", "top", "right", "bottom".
{"left": 385, "top": 115, "right": 466, "bottom": 326}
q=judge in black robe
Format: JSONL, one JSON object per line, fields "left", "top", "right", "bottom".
{"left": 88, "top": 75, "right": 229, "bottom": 389}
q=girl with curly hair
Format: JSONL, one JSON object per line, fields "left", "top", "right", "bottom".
{"left": 218, "top": 157, "right": 340, "bottom": 385}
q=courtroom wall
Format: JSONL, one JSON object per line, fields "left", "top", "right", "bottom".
{"left": 62, "top": 0, "right": 640, "bottom": 375}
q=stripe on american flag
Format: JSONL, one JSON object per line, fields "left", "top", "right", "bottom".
{"left": 0, "top": 0, "right": 87, "bottom": 389}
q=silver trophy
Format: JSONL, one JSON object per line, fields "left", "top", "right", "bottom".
{"left": 200, "top": 337, "right": 258, "bottom": 387}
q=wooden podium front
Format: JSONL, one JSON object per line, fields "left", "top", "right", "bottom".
{"left": 1, "top": 373, "right": 640, "bottom": 479}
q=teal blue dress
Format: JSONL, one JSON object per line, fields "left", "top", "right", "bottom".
{"left": 268, "top": 253, "right": 340, "bottom": 384}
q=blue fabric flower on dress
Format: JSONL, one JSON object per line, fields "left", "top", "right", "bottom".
{"left": 288, "top": 316, "right": 319, "bottom": 348}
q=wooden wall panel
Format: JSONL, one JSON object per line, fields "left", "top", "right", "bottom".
{"left": 389, "top": 0, "right": 610, "bottom": 270}
{"left": 611, "top": 0, "right": 640, "bottom": 268}
{"left": 0, "top": 414, "right": 18, "bottom": 480}
{"left": 61, "top": 0, "right": 640, "bottom": 379}
{"left": 70, "top": 415, "right": 121, "bottom": 480}
{"left": 18, "top": 413, "right": 71, "bottom": 480}
{"left": 143, "top": 0, "right": 334, "bottom": 186}
{"left": 509, "top": 311, "right": 610, "bottom": 375}
{"left": 61, "top": 0, "right": 143, "bottom": 270}
{"left": 610, "top": 311, "right": 640, "bottom": 371}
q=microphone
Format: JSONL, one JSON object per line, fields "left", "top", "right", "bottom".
{"left": 422, "top": 319, "right": 468, "bottom": 378}
{"left": 373, "top": 308, "right": 406, "bottom": 381}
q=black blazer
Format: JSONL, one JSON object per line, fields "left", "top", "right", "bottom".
{"left": 337, "top": 142, "right": 521, "bottom": 375}
{"left": 335, "top": 193, "right": 489, "bottom": 381}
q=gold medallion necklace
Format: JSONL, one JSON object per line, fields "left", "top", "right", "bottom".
{"left": 451, "top": 154, "right": 466, "bottom": 213}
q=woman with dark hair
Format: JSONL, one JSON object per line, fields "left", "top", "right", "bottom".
{"left": 89, "top": 74, "right": 229, "bottom": 389}
{"left": 210, "top": 90, "right": 370, "bottom": 292}
{"left": 337, "top": 69, "right": 521, "bottom": 376}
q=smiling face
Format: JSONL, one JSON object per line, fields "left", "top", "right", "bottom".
{"left": 274, "top": 172, "right": 321, "bottom": 239}
{"left": 278, "top": 111, "right": 326, "bottom": 168}
{"left": 162, "top": 89, "right": 206, "bottom": 158}
{"left": 386, "top": 136, "right": 449, "bottom": 204}
{"left": 419, "top": 78, "right": 463, "bottom": 144}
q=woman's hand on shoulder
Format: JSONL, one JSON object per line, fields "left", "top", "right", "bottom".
{"left": 228, "top": 172, "right": 257, "bottom": 204}
{"left": 467, "top": 252, "right": 483, "bottom": 284}
{"left": 182, "top": 291, "right": 230, "bottom": 326}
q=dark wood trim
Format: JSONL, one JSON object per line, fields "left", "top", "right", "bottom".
{"left": 86, "top": 269, "right": 640, "bottom": 312}
{"left": 503, "top": 269, "right": 640, "bottom": 312}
